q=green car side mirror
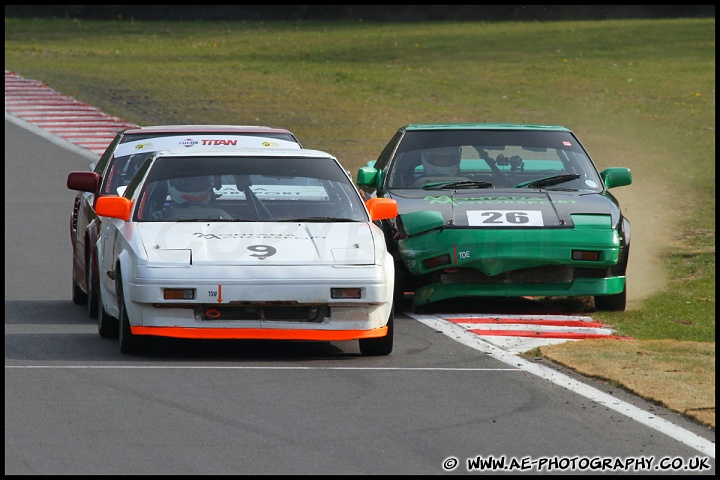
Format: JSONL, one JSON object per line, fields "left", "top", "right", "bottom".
{"left": 357, "top": 166, "right": 384, "bottom": 189}
{"left": 601, "top": 167, "right": 632, "bottom": 189}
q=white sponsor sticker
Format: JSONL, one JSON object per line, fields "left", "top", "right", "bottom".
{"left": 466, "top": 210, "right": 544, "bottom": 226}
{"left": 215, "top": 185, "right": 329, "bottom": 201}
{"left": 114, "top": 135, "right": 301, "bottom": 157}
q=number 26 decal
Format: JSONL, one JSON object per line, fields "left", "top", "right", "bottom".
{"left": 248, "top": 244, "right": 277, "bottom": 259}
{"left": 466, "top": 210, "right": 544, "bottom": 226}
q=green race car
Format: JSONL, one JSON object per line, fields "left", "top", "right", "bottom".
{"left": 357, "top": 123, "right": 632, "bottom": 312}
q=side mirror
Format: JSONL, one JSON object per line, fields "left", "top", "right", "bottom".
{"left": 357, "top": 166, "right": 383, "bottom": 189}
{"left": 365, "top": 197, "right": 398, "bottom": 221}
{"left": 96, "top": 196, "right": 133, "bottom": 221}
{"left": 601, "top": 167, "right": 632, "bottom": 189}
{"left": 67, "top": 171, "right": 101, "bottom": 193}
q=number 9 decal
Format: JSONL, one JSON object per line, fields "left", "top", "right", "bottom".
{"left": 248, "top": 244, "right": 277, "bottom": 259}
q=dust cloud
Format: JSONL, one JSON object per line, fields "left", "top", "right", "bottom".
{"left": 611, "top": 175, "right": 679, "bottom": 310}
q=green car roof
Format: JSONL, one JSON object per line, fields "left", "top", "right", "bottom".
{"left": 402, "top": 123, "right": 572, "bottom": 132}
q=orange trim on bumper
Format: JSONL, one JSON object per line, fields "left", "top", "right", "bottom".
{"left": 131, "top": 326, "right": 388, "bottom": 341}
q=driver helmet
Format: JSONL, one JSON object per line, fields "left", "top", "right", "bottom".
{"left": 168, "top": 176, "right": 211, "bottom": 204}
{"left": 421, "top": 146, "right": 462, "bottom": 176}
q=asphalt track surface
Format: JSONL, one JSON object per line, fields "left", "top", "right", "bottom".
{"left": 5, "top": 70, "right": 715, "bottom": 472}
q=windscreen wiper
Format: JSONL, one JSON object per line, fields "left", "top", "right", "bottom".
{"left": 515, "top": 174, "right": 580, "bottom": 189}
{"left": 422, "top": 180, "right": 493, "bottom": 190}
{"left": 279, "top": 217, "right": 360, "bottom": 222}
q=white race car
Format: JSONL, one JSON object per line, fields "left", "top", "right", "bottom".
{"left": 67, "top": 124, "right": 303, "bottom": 321}
{"left": 94, "top": 148, "right": 399, "bottom": 356}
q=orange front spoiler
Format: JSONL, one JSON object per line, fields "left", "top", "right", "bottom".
{"left": 131, "top": 326, "right": 388, "bottom": 341}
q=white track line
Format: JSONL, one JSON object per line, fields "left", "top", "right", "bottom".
{"left": 410, "top": 313, "right": 715, "bottom": 459}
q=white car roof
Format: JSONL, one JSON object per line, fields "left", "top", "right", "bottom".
{"left": 153, "top": 147, "right": 337, "bottom": 160}
{"left": 124, "top": 124, "right": 295, "bottom": 134}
